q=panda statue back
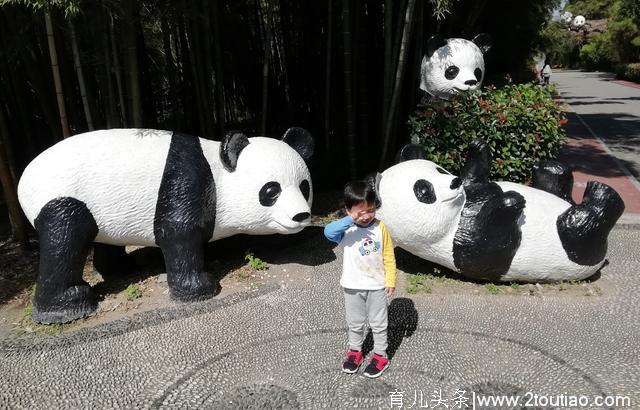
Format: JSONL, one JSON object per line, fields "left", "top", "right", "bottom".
{"left": 18, "top": 128, "right": 314, "bottom": 323}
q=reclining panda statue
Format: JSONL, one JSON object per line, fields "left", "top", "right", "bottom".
{"left": 375, "top": 140, "right": 624, "bottom": 283}
{"left": 18, "top": 127, "right": 314, "bottom": 323}
{"left": 420, "top": 34, "right": 492, "bottom": 100}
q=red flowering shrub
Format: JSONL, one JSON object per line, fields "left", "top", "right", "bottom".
{"left": 408, "top": 83, "right": 567, "bottom": 183}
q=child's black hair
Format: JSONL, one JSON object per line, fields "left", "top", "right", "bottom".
{"left": 344, "top": 180, "right": 377, "bottom": 210}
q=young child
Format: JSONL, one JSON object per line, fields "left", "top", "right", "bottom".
{"left": 324, "top": 180, "right": 397, "bottom": 378}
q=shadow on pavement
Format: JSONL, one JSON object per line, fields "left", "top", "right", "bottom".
{"left": 361, "top": 297, "right": 419, "bottom": 360}
{"left": 559, "top": 112, "right": 640, "bottom": 179}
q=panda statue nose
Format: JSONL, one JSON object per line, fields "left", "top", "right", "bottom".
{"left": 292, "top": 212, "right": 310, "bottom": 222}
{"left": 450, "top": 177, "right": 462, "bottom": 189}
{"left": 465, "top": 79, "right": 478, "bottom": 86}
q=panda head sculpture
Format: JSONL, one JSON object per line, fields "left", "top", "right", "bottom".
{"left": 216, "top": 128, "right": 313, "bottom": 236}
{"left": 375, "top": 141, "right": 625, "bottom": 283}
{"left": 377, "top": 158, "right": 463, "bottom": 246}
{"left": 561, "top": 11, "right": 574, "bottom": 26}
{"left": 420, "top": 34, "right": 492, "bottom": 100}
{"left": 572, "top": 15, "right": 586, "bottom": 29}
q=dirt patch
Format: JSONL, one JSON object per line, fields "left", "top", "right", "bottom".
{"left": 395, "top": 248, "right": 610, "bottom": 298}
{"left": 0, "top": 230, "right": 326, "bottom": 339}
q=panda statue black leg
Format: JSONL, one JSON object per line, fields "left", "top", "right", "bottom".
{"left": 532, "top": 160, "right": 574, "bottom": 204}
{"left": 153, "top": 132, "right": 217, "bottom": 302}
{"left": 93, "top": 243, "right": 135, "bottom": 277}
{"left": 32, "top": 197, "right": 99, "bottom": 324}
{"left": 557, "top": 181, "right": 625, "bottom": 266}
{"left": 157, "top": 231, "right": 215, "bottom": 302}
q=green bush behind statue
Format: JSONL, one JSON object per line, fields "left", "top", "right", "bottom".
{"left": 408, "top": 83, "right": 567, "bottom": 183}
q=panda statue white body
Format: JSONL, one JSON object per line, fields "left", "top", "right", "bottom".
{"left": 18, "top": 128, "right": 314, "bottom": 323}
{"left": 420, "top": 34, "right": 492, "bottom": 100}
{"left": 376, "top": 141, "right": 624, "bottom": 283}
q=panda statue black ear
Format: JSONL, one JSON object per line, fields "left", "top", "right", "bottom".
{"left": 396, "top": 144, "right": 427, "bottom": 163}
{"left": 472, "top": 33, "right": 492, "bottom": 54}
{"left": 426, "top": 35, "right": 448, "bottom": 58}
{"left": 282, "top": 127, "right": 314, "bottom": 161}
{"left": 220, "top": 130, "right": 250, "bottom": 172}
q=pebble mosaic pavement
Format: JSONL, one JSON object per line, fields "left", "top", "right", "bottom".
{"left": 0, "top": 225, "right": 639, "bottom": 409}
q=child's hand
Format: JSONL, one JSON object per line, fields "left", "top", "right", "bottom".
{"left": 385, "top": 287, "right": 395, "bottom": 299}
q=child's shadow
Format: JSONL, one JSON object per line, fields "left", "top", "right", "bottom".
{"left": 362, "top": 297, "right": 418, "bottom": 359}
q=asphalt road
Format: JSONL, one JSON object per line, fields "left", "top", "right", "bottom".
{"left": 554, "top": 70, "right": 640, "bottom": 180}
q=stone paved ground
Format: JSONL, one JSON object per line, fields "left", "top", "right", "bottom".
{"left": 0, "top": 224, "right": 639, "bottom": 409}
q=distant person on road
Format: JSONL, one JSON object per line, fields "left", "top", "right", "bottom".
{"left": 324, "top": 180, "right": 397, "bottom": 378}
{"left": 542, "top": 60, "right": 552, "bottom": 85}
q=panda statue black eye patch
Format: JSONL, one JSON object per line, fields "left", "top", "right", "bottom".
{"left": 474, "top": 68, "right": 482, "bottom": 81}
{"left": 436, "top": 167, "right": 449, "bottom": 175}
{"left": 259, "top": 181, "right": 281, "bottom": 206}
{"left": 445, "top": 66, "right": 459, "bottom": 80}
{"left": 414, "top": 179, "right": 436, "bottom": 204}
{"left": 299, "top": 179, "right": 310, "bottom": 201}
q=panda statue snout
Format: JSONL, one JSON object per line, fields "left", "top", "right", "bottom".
{"left": 18, "top": 127, "right": 315, "bottom": 323}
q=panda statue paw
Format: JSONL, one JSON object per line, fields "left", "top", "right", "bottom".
{"left": 461, "top": 138, "right": 491, "bottom": 184}
{"left": 32, "top": 283, "right": 97, "bottom": 324}
{"left": 168, "top": 271, "right": 217, "bottom": 302}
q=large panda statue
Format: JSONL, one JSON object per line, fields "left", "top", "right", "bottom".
{"left": 18, "top": 128, "right": 314, "bottom": 323}
{"left": 375, "top": 140, "right": 624, "bottom": 283}
{"left": 420, "top": 34, "right": 492, "bottom": 100}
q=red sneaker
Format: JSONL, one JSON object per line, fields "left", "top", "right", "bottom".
{"left": 342, "top": 349, "right": 363, "bottom": 374}
{"left": 363, "top": 353, "right": 389, "bottom": 378}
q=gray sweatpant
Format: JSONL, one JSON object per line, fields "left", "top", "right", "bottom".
{"left": 343, "top": 288, "right": 388, "bottom": 356}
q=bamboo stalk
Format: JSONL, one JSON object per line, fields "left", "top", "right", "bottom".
{"left": 44, "top": 11, "right": 70, "bottom": 138}
{"left": 379, "top": 0, "right": 416, "bottom": 168}
{"left": 69, "top": 20, "right": 94, "bottom": 130}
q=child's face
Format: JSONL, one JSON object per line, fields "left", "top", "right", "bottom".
{"left": 347, "top": 201, "right": 376, "bottom": 227}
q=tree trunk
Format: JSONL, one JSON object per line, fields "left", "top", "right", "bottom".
{"left": 324, "top": 0, "right": 333, "bottom": 152}
{"left": 409, "top": 0, "right": 424, "bottom": 111}
{"left": 110, "top": 14, "right": 128, "bottom": 126}
{"left": 211, "top": 0, "right": 226, "bottom": 138}
{"left": 1, "top": 63, "right": 38, "bottom": 159}
{"left": 2, "top": 12, "right": 61, "bottom": 142}
{"left": 382, "top": 0, "right": 393, "bottom": 129}
{"left": 101, "top": 13, "right": 117, "bottom": 128}
{"left": 185, "top": 13, "right": 208, "bottom": 138}
{"left": 201, "top": 0, "right": 217, "bottom": 138}
{"left": 342, "top": 0, "right": 357, "bottom": 178}
{"left": 161, "top": 17, "right": 181, "bottom": 129}
{"left": 123, "top": 0, "right": 143, "bottom": 127}
{"left": 356, "top": 0, "right": 369, "bottom": 155}
{"left": 0, "top": 109, "right": 29, "bottom": 250}
{"left": 379, "top": 0, "right": 416, "bottom": 168}
{"left": 44, "top": 11, "right": 70, "bottom": 138}
{"left": 261, "top": 0, "right": 273, "bottom": 137}
{"left": 69, "top": 20, "right": 94, "bottom": 131}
